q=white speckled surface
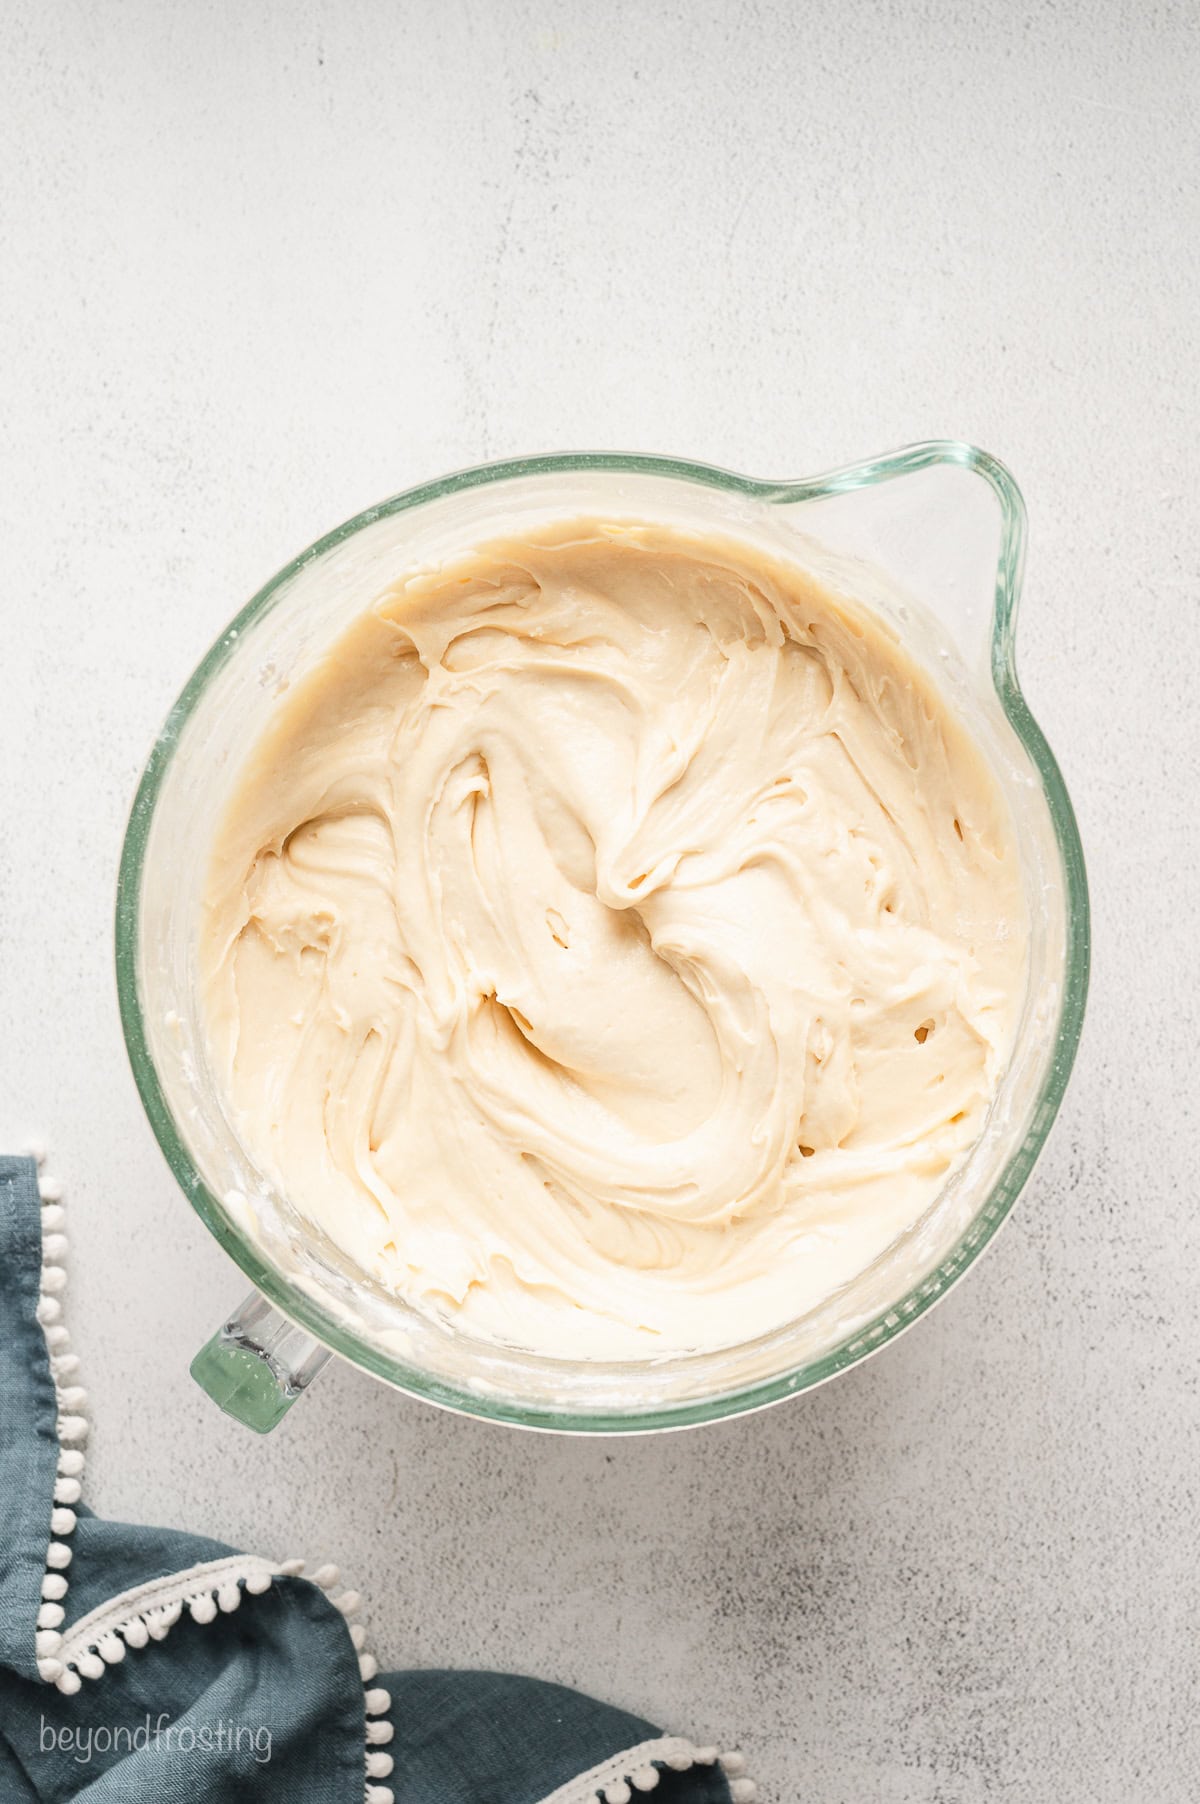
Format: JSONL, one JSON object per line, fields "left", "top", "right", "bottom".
{"left": 3, "top": 2, "right": 1198, "bottom": 1797}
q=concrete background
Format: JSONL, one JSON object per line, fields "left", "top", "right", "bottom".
{"left": 3, "top": 2, "right": 1197, "bottom": 1797}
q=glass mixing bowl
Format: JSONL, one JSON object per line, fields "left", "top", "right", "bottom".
{"left": 116, "top": 444, "right": 1089, "bottom": 1433}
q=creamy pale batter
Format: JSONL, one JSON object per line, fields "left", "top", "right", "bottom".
{"left": 202, "top": 521, "right": 1027, "bottom": 1358}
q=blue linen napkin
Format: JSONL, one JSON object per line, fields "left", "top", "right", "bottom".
{"left": 0, "top": 1154, "right": 751, "bottom": 1803}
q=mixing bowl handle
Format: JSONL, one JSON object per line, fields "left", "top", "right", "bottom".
{"left": 189, "top": 1290, "right": 331, "bottom": 1431}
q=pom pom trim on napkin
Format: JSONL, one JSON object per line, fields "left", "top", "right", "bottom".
{"left": 536, "top": 1735, "right": 757, "bottom": 1804}
{"left": 26, "top": 1152, "right": 398, "bottom": 1804}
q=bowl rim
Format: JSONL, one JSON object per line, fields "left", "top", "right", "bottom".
{"left": 114, "top": 440, "right": 1090, "bottom": 1431}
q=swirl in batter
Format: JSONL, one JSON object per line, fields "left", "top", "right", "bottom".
{"left": 202, "top": 521, "right": 1027, "bottom": 1357}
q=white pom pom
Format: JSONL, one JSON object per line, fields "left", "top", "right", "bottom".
{"left": 364, "top": 1688, "right": 391, "bottom": 1716}
{"left": 42, "top": 1233, "right": 69, "bottom": 1262}
{"left": 56, "top": 1668, "right": 82, "bottom": 1695}
{"left": 217, "top": 1584, "right": 241, "bottom": 1613}
{"left": 720, "top": 1752, "right": 746, "bottom": 1776}
{"left": 160, "top": 1600, "right": 182, "bottom": 1627}
{"left": 51, "top": 1507, "right": 77, "bottom": 1535}
{"left": 358, "top": 1653, "right": 378, "bottom": 1681}
{"left": 245, "top": 1571, "right": 272, "bottom": 1595}
{"left": 41, "top": 1266, "right": 67, "bottom": 1295}
{"left": 365, "top": 1787, "right": 394, "bottom": 1804}
{"left": 632, "top": 1768, "right": 660, "bottom": 1792}
{"left": 98, "top": 1633, "right": 125, "bottom": 1664}
{"left": 41, "top": 1201, "right": 65, "bottom": 1230}
{"left": 58, "top": 1415, "right": 88, "bottom": 1445}
{"left": 333, "top": 1590, "right": 361, "bottom": 1615}
{"left": 39, "top": 1175, "right": 64, "bottom": 1202}
{"left": 146, "top": 1612, "right": 172, "bottom": 1641}
{"left": 123, "top": 1618, "right": 149, "bottom": 1649}
{"left": 36, "top": 1297, "right": 62, "bottom": 1325}
{"left": 46, "top": 1542, "right": 73, "bottom": 1570}
{"left": 45, "top": 1324, "right": 70, "bottom": 1350}
{"left": 58, "top": 1385, "right": 87, "bottom": 1412}
{"left": 54, "top": 1477, "right": 83, "bottom": 1505}
{"left": 58, "top": 1449, "right": 85, "bottom": 1478}
{"left": 312, "top": 1563, "right": 340, "bottom": 1588}
{"left": 35, "top": 1630, "right": 62, "bottom": 1657}
{"left": 603, "top": 1784, "right": 631, "bottom": 1804}
{"left": 78, "top": 1651, "right": 105, "bottom": 1681}
{"left": 37, "top": 1603, "right": 65, "bottom": 1629}
{"left": 366, "top": 1719, "right": 394, "bottom": 1745}
{"left": 188, "top": 1593, "right": 217, "bottom": 1624}
{"left": 366, "top": 1752, "right": 394, "bottom": 1778}
{"left": 348, "top": 1622, "right": 366, "bottom": 1650}
{"left": 41, "top": 1574, "right": 68, "bottom": 1601}
{"left": 694, "top": 1746, "right": 719, "bottom": 1765}
{"left": 37, "top": 1656, "right": 64, "bottom": 1682}
{"left": 730, "top": 1781, "right": 757, "bottom": 1803}
{"left": 278, "top": 1558, "right": 305, "bottom": 1576}
{"left": 665, "top": 1744, "right": 694, "bottom": 1771}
